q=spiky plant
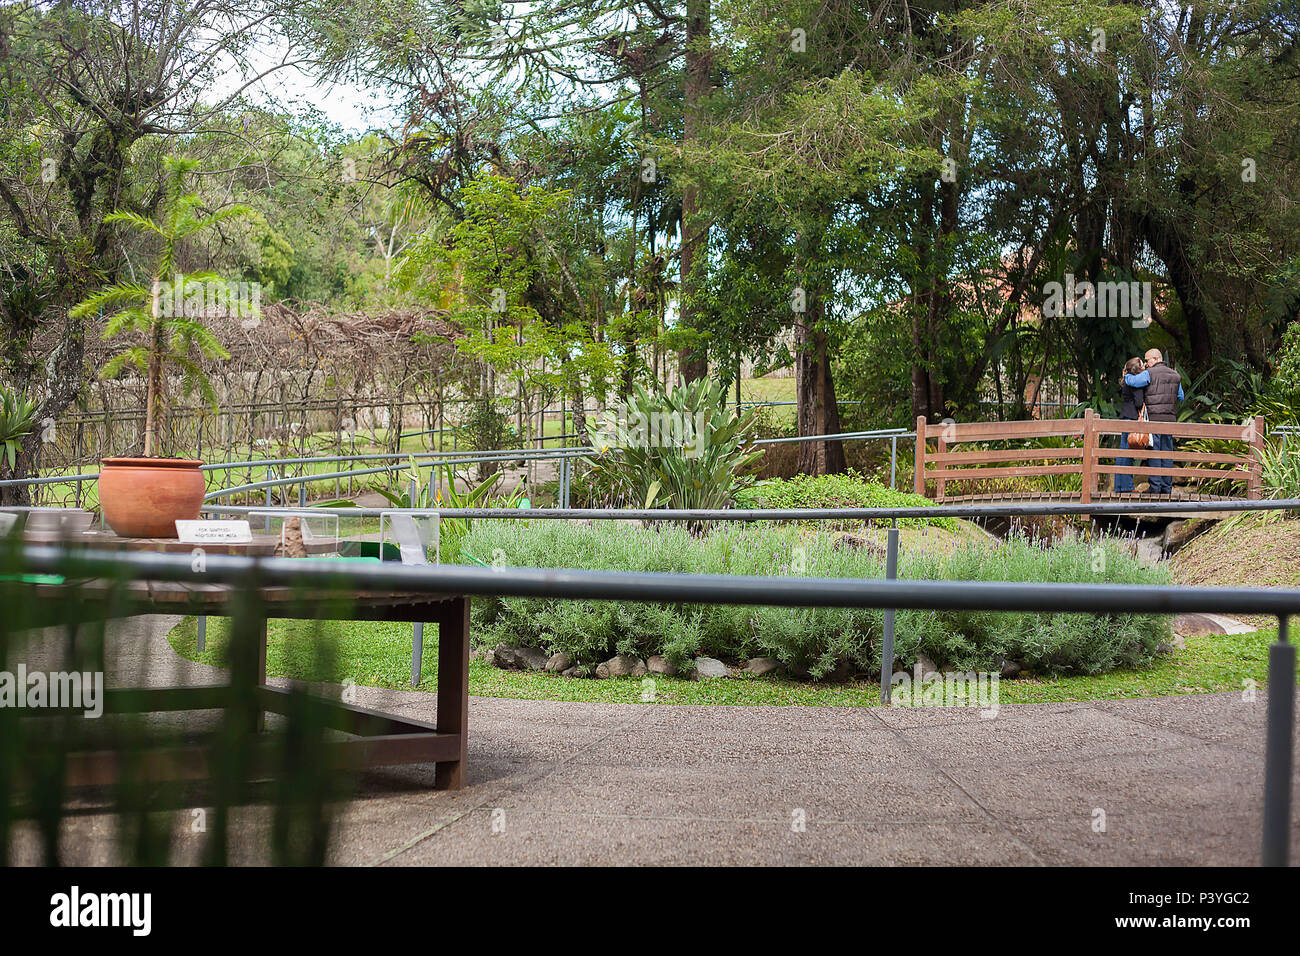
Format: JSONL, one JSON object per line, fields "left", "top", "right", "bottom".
{"left": 584, "top": 379, "right": 764, "bottom": 515}
{"left": 70, "top": 157, "right": 258, "bottom": 457}
{"left": 0, "top": 383, "right": 38, "bottom": 473}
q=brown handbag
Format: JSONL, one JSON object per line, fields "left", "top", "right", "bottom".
{"left": 1127, "top": 405, "right": 1151, "bottom": 450}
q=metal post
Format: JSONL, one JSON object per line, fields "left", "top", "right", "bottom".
{"left": 890, "top": 436, "right": 898, "bottom": 490}
{"left": 197, "top": 615, "right": 206, "bottom": 654}
{"left": 298, "top": 478, "right": 306, "bottom": 508}
{"left": 1262, "top": 615, "right": 1294, "bottom": 866}
{"left": 409, "top": 476, "right": 423, "bottom": 685}
{"left": 265, "top": 466, "right": 273, "bottom": 509}
{"left": 880, "top": 525, "right": 899, "bottom": 704}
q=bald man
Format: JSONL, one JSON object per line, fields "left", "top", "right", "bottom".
{"left": 1124, "top": 349, "right": 1184, "bottom": 495}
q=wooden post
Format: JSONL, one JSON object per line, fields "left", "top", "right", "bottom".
{"left": 914, "top": 416, "right": 927, "bottom": 497}
{"left": 935, "top": 434, "right": 948, "bottom": 501}
{"left": 1248, "top": 414, "right": 1266, "bottom": 500}
{"left": 1080, "top": 409, "right": 1097, "bottom": 504}
{"left": 434, "top": 596, "right": 471, "bottom": 790}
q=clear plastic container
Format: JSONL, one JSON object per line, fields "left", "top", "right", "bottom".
{"left": 379, "top": 510, "right": 440, "bottom": 565}
{"left": 249, "top": 510, "right": 340, "bottom": 557}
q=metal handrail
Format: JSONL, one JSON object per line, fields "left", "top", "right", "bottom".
{"left": 0, "top": 428, "right": 915, "bottom": 502}
{"left": 200, "top": 498, "right": 1300, "bottom": 521}
{"left": 9, "top": 543, "right": 1300, "bottom": 615}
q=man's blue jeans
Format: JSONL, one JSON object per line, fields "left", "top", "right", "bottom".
{"left": 1115, "top": 431, "right": 1134, "bottom": 493}
{"left": 1149, "top": 432, "right": 1175, "bottom": 494}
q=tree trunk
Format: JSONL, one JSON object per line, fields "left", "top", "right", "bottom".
{"left": 143, "top": 280, "right": 164, "bottom": 457}
{"left": 794, "top": 299, "right": 846, "bottom": 475}
{"left": 677, "top": 0, "right": 710, "bottom": 385}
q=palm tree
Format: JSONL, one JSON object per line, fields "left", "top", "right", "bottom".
{"left": 70, "top": 157, "right": 258, "bottom": 457}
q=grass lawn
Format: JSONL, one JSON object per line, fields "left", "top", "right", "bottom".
{"left": 167, "top": 617, "right": 1295, "bottom": 707}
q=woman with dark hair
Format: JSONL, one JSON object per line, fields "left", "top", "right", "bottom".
{"left": 1115, "top": 357, "right": 1146, "bottom": 494}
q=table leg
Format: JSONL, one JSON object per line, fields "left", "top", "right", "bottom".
{"left": 411, "top": 622, "right": 424, "bottom": 686}
{"left": 434, "top": 597, "right": 470, "bottom": 789}
{"left": 256, "top": 617, "right": 267, "bottom": 733}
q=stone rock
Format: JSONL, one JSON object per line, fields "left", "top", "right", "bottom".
{"left": 692, "top": 656, "right": 730, "bottom": 679}
{"left": 832, "top": 532, "right": 884, "bottom": 555}
{"left": 1134, "top": 537, "right": 1165, "bottom": 567}
{"left": 1173, "top": 612, "right": 1258, "bottom": 638}
{"left": 742, "top": 657, "right": 781, "bottom": 677}
{"left": 915, "top": 653, "right": 940, "bottom": 678}
{"left": 647, "top": 655, "right": 677, "bottom": 676}
{"left": 560, "top": 666, "right": 583, "bottom": 679}
{"left": 277, "top": 516, "right": 308, "bottom": 558}
{"left": 824, "top": 659, "right": 857, "bottom": 683}
{"left": 1162, "top": 518, "right": 1212, "bottom": 555}
{"left": 493, "top": 644, "right": 548, "bottom": 670}
{"left": 1000, "top": 658, "right": 1022, "bottom": 679}
{"left": 595, "top": 654, "right": 644, "bottom": 678}
{"left": 1156, "top": 635, "right": 1187, "bottom": 654}
{"left": 544, "top": 652, "right": 574, "bottom": 673}
{"left": 516, "top": 646, "right": 549, "bottom": 670}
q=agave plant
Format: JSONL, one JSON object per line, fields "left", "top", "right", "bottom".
{"left": 584, "top": 379, "right": 763, "bottom": 513}
{"left": 0, "top": 383, "right": 38, "bottom": 473}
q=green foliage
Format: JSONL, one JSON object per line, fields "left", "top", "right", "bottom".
{"left": 734, "top": 470, "right": 956, "bottom": 530}
{"left": 583, "top": 378, "right": 763, "bottom": 512}
{"left": 69, "top": 156, "right": 259, "bottom": 456}
{"left": 1260, "top": 440, "right": 1300, "bottom": 504}
{"left": 463, "top": 521, "right": 1169, "bottom": 678}
{"left": 456, "top": 396, "right": 513, "bottom": 463}
{"left": 1270, "top": 321, "right": 1300, "bottom": 421}
{"left": 0, "top": 384, "right": 38, "bottom": 471}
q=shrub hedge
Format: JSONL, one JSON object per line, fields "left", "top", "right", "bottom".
{"left": 458, "top": 521, "right": 1170, "bottom": 679}
{"left": 734, "top": 470, "right": 956, "bottom": 529}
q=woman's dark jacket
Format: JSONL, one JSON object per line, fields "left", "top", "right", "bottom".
{"left": 1120, "top": 383, "right": 1146, "bottom": 421}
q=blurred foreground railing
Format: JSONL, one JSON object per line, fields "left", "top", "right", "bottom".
{"left": 10, "top": 541, "right": 1300, "bottom": 866}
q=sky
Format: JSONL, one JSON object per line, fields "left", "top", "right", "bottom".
{"left": 210, "top": 35, "right": 399, "bottom": 136}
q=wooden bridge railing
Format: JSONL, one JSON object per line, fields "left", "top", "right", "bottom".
{"left": 914, "top": 412, "right": 1266, "bottom": 502}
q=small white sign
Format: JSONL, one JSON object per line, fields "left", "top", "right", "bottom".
{"left": 175, "top": 519, "right": 253, "bottom": 543}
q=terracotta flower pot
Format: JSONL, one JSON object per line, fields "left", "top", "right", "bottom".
{"left": 98, "top": 457, "right": 206, "bottom": 538}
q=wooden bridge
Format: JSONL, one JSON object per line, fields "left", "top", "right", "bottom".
{"left": 914, "top": 412, "right": 1266, "bottom": 503}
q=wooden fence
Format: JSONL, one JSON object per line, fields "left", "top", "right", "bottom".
{"left": 914, "top": 412, "right": 1266, "bottom": 502}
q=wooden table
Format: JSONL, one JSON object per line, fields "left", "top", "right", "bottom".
{"left": 21, "top": 533, "right": 471, "bottom": 790}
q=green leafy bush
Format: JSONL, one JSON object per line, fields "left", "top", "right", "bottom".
{"left": 734, "top": 470, "right": 955, "bottom": 530}
{"left": 0, "top": 384, "right": 38, "bottom": 472}
{"left": 460, "top": 521, "right": 1169, "bottom": 679}
{"left": 583, "top": 378, "right": 763, "bottom": 511}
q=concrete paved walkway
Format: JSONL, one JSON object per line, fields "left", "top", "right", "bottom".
{"left": 10, "top": 616, "right": 1297, "bottom": 865}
